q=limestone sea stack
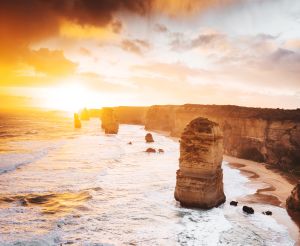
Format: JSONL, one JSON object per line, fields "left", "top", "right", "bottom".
{"left": 174, "top": 117, "right": 226, "bottom": 208}
{"left": 101, "top": 108, "right": 119, "bottom": 134}
{"left": 145, "top": 133, "right": 154, "bottom": 143}
{"left": 79, "top": 108, "right": 90, "bottom": 121}
{"left": 74, "top": 113, "right": 81, "bottom": 128}
{"left": 286, "top": 183, "right": 300, "bottom": 211}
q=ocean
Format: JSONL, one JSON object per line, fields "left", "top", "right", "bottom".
{"left": 0, "top": 112, "right": 296, "bottom": 245}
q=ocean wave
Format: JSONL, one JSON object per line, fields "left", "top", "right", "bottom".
{"left": 0, "top": 145, "right": 58, "bottom": 174}
{"left": 0, "top": 190, "right": 92, "bottom": 215}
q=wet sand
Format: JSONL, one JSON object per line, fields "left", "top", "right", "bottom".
{"left": 224, "top": 155, "right": 300, "bottom": 245}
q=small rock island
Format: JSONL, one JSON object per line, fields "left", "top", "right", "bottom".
{"left": 174, "top": 117, "right": 226, "bottom": 208}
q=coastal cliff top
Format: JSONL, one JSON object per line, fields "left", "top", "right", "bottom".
{"left": 149, "top": 104, "right": 300, "bottom": 121}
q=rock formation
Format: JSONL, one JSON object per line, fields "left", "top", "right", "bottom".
{"left": 174, "top": 117, "right": 226, "bottom": 208}
{"left": 243, "top": 205, "right": 254, "bottom": 214}
{"left": 145, "top": 104, "right": 300, "bottom": 174}
{"left": 230, "top": 201, "right": 238, "bottom": 206}
{"left": 79, "top": 108, "right": 90, "bottom": 121}
{"left": 146, "top": 148, "right": 156, "bottom": 153}
{"left": 263, "top": 211, "right": 272, "bottom": 215}
{"left": 74, "top": 113, "right": 81, "bottom": 128}
{"left": 145, "top": 133, "right": 154, "bottom": 143}
{"left": 286, "top": 183, "right": 300, "bottom": 211}
{"left": 101, "top": 108, "right": 119, "bottom": 134}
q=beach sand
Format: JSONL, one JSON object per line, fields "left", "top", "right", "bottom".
{"left": 224, "top": 155, "right": 300, "bottom": 245}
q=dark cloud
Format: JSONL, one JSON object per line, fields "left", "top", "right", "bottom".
{"left": 0, "top": 0, "right": 150, "bottom": 64}
{"left": 111, "top": 20, "right": 123, "bottom": 34}
{"left": 154, "top": 23, "right": 168, "bottom": 33}
{"left": 170, "top": 32, "right": 226, "bottom": 51}
{"left": 121, "top": 39, "right": 150, "bottom": 55}
{"left": 269, "top": 48, "right": 300, "bottom": 63}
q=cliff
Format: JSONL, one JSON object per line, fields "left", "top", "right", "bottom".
{"left": 145, "top": 104, "right": 300, "bottom": 174}
{"left": 174, "top": 117, "right": 226, "bottom": 208}
{"left": 287, "top": 183, "right": 300, "bottom": 211}
{"left": 112, "top": 106, "right": 148, "bottom": 125}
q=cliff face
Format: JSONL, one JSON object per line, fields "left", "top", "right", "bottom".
{"left": 174, "top": 117, "right": 226, "bottom": 208}
{"left": 145, "top": 105, "right": 300, "bottom": 173}
{"left": 287, "top": 183, "right": 300, "bottom": 211}
{"left": 112, "top": 106, "right": 148, "bottom": 125}
{"left": 101, "top": 108, "right": 119, "bottom": 134}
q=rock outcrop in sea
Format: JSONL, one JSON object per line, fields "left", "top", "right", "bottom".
{"left": 101, "top": 108, "right": 119, "bottom": 134}
{"left": 286, "top": 183, "right": 300, "bottom": 211}
{"left": 74, "top": 113, "right": 81, "bottom": 128}
{"left": 79, "top": 108, "right": 90, "bottom": 121}
{"left": 174, "top": 117, "right": 226, "bottom": 208}
{"left": 145, "top": 133, "right": 154, "bottom": 143}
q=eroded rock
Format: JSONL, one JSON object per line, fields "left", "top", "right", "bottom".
{"left": 145, "top": 133, "right": 154, "bottom": 143}
{"left": 74, "top": 113, "right": 81, "bottom": 129}
{"left": 287, "top": 183, "right": 300, "bottom": 211}
{"left": 230, "top": 201, "right": 238, "bottom": 206}
{"left": 174, "top": 117, "right": 226, "bottom": 209}
{"left": 101, "top": 108, "right": 119, "bottom": 134}
{"left": 79, "top": 108, "right": 90, "bottom": 121}
{"left": 262, "top": 211, "right": 272, "bottom": 216}
{"left": 243, "top": 205, "right": 254, "bottom": 214}
{"left": 146, "top": 148, "right": 156, "bottom": 153}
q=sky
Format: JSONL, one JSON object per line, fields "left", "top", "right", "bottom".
{"left": 1, "top": 0, "right": 300, "bottom": 111}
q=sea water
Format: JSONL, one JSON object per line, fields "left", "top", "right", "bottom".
{"left": 0, "top": 112, "right": 295, "bottom": 245}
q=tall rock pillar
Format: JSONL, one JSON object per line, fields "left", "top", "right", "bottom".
{"left": 174, "top": 117, "right": 226, "bottom": 208}
{"left": 101, "top": 108, "right": 119, "bottom": 134}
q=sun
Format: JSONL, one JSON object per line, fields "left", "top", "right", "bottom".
{"left": 41, "top": 83, "right": 97, "bottom": 112}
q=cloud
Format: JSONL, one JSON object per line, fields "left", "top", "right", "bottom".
{"left": 79, "top": 72, "right": 131, "bottom": 92}
{"left": 132, "top": 62, "right": 209, "bottom": 81}
{"left": 0, "top": 0, "right": 151, "bottom": 68}
{"left": 169, "top": 31, "right": 228, "bottom": 53}
{"left": 152, "top": 0, "right": 239, "bottom": 16}
{"left": 154, "top": 23, "right": 168, "bottom": 33}
{"left": 79, "top": 47, "right": 92, "bottom": 56}
{"left": 26, "top": 48, "right": 77, "bottom": 76}
{"left": 121, "top": 39, "right": 150, "bottom": 55}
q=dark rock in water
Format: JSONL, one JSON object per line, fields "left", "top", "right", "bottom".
{"left": 146, "top": 148, "right": 156, "bottom": 153}
{"left": 79, "top": 108, "right": 90, "bottom": 121}
{"left": 145, "top": 133, "right": 154, "bottom": 143}
{"left": 263, "top": 211, "right": 272, "bottom": 216}
{"left": 128, "top": 141, "right": 132, "bottom": 145}
{"left": 230, "top": 201, "right": 238, "bottom": 206}
{"left": 20, "top": 198, "right": 28, "bottom": 206}
{"left": 74, "top": 113, "right": 81, "bottom": 129}
{"left": 174, "top": 117, "right": 226, "bottom": 209}
{"left": 243, "top": 205, "right": 254, "bottom": 214}
{"left": 286, "top": 183, "right": 300, "bottom": 211}
{"left": 158, "top": 148, "right": 164, "bottom": 153}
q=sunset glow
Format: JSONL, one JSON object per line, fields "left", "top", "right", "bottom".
{"left": 0, "top": 0, "right": 300, "bottom": 110}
